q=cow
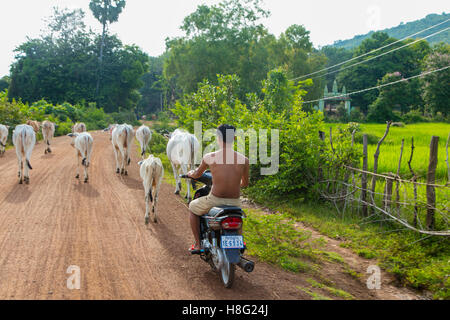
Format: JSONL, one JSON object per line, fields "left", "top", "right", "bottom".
{"left": 0, "top": 124, "right": 9, "bottom": 156}
{"left": 72, "top": 123, "right": 87, "bottom": 134}
{"left": 70, "top": 123, "right": 87, "bottom": 146}
{"left": 111, "top": 124, "right": 134, "bottom": 175}
{"left": 41, "top": 120, "right": 55, "bottom": 154}
{"left": 13, "top": 124, "right": 36, "bottom": 184}
{"left": 67, "top": 132, "right": 93, "bottom": 183}
{"left": 136, "top": 125, "right": 152, "bottom": 159}
{"left": 103, "top": 124, "right": 118, "bottom": 141}
{"left": 26, "top": 120, "right": 40, "bottom": 134}
{"left": 139, "top": 155, "right": 164, "bottom": 224}
{"left": 166, "top": 129, "right": 200, "bottom": 202}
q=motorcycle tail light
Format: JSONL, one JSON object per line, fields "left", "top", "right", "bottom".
{"left": 221, "top": 217, "right": 243, "bottom": 230}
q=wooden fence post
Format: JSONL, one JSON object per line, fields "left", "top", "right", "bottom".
{"left": 395, "top": 139, "right": 405, "bottom": 216}
{"left": 426, "top": 136, "right": 439, "bottom": 230}
{"left": 361, "top": 134, "right": 368, "bottom": 216}
{"left": 383, "top": 174, "right": 394, "bottom": 212}
{"left": 408, "top": 138, "right": 419, "bottom": 227}
{"left": 371, "top": 121, "right": 392, "bottom": 213}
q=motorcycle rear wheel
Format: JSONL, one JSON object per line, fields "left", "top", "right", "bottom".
{"left": 220, "top": 262, "right": 235, "bottom": 289}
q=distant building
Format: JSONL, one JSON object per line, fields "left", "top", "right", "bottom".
{"left": 315, "top": 80, "right": 352, "bottom": 116}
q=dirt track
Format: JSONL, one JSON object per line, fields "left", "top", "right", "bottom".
{"left": 0, "top": 131, "right": 420, "bottom": 300}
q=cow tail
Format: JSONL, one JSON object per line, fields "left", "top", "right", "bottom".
{"left": 82, "top": 135, "right": 89, "bottom": 167}
{"left": 22, "top": 129, "right": 33, "bottom": 170}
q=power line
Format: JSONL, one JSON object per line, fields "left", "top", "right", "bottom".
{"left": 301, "top": 65, "right": 450, "bottom": 105}
{"left": 290, "top": 18, "right": 450, "bottom": 81}
{"left": 304, "top": 26, "right": 449, "bottom": 81}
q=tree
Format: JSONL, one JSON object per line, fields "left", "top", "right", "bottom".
{"left": 8, "top": 7, "right": 148, "bottom": 113}
{"left": 337, "top": 32, "right": 430, "bottom": 114}
{"left": 422, "top": 43, "right": 450, "bottom": 117}
{"left": 367, "top": 72, "right": 406, "bottom": 122}
{"left": 0, "top": 76, "right": 10, "bottom": 92}
{"left": 138, "top": 55, "right": 165, "bottom": 116}
{"left": 89, "top": 0, "right": 126, "bottom": 98}
{"left": 164, "top": 0, "right": 271, "bottom": 100}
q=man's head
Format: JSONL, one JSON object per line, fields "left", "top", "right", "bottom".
{"left": 216, "top": 124, "right": 236, "bottom": 146}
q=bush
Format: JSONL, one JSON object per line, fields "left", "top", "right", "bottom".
{"left": 110, "top": 110, "right": 140, "bottom": 126}
{"left": 402, "top": 110, "right": 429, "bottom": 124}
{"left": 148, "top": 132, "right": 168, "bottom": 154}
{"left": 349, "top": 108, "right": 364, "bottom": 122}
{"left": 79, "top": 103, "right": 113, "bottom": 131}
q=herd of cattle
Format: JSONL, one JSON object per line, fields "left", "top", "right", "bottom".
{"left": 0, "top": 121, "right": 200, "bottom": 225}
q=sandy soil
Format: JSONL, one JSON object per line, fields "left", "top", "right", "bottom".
{"left": 0, "top": 131, "right": 422, "bottom": 300}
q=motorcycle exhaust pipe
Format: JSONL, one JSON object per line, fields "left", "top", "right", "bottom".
{"left": 238, "top": 257, "right": 255, "bottom": 273}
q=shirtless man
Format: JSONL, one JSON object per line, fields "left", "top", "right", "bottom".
{"left": 187, "top": 124, "right": 250, "bottom": 251}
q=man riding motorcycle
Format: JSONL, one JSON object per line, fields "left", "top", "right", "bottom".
{"left": 187, "top": 124, "right": 250, "bottom": 252}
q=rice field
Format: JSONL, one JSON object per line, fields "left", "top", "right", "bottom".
{"left": 327, "top": 123, "right": 450, "bottom": 183}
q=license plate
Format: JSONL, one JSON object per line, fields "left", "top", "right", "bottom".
{"left": 221, "top": 236, "right": 244, "bottom": 249}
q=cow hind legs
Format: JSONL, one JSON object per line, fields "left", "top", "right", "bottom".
{"left": 175, "top": 182, "right": 182, "bottom": 195}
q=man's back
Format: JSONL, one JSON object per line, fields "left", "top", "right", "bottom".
{"left": 206, "top": 149, "right": 249, "bottom": 199}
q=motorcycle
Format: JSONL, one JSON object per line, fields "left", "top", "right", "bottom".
{"left": 181, "top": 171, "right": 255, "bottom": 288}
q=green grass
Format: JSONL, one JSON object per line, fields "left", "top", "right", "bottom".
{"left": 326, "top": 123, "right": 450, "bottom": 182}
{"left": 297, "top": 286, "right": 333, "bottom": 300}
{"left": 244, "top": 188, "right": 450, "bottom": 300}
{"left": 307, "top": 279, "right": 354, "bottom": 300}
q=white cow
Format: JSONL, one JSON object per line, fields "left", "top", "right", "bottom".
{"left": 0, "top": 124, "right": 9, "bottom": 156}
{"left": 111, "top": 124, "right": 134, "bottom": 175}
{"left": 67, "top": 132, "right": 93, "bottom": 183}
{"left": 166, "top": 129, "right": 200, "bottom": 201}
{"left": 136, "top": 125, "right": 152, "bottom": 159}
{"left": 139, "top": 155, "right": 164, "bottom": 224}
{"left": 41, "top": 120, "right": 55, "bottom": 154}
{"left": 72, "top": 123, "right": 87, "bottom": 133}
{"left": 13, "top": 124, "right": 36, "bottom": 184}
{"left": 104, "top": 124, "right": 118, "bottom": 141}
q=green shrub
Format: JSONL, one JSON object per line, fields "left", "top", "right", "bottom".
{"left": 402, "top": 110, "right": 429, "bottom": 124}
{"left": 110, "top": 110, "right": 139, "bottom": 126}
{"left": 349, "top": 108, "right": 364, "bottom": 122}
{"left": 148, "top": 132, "right": 168, "bottom": 155}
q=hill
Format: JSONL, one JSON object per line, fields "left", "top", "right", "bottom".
{"left": 332, "top": 13, "right": 449, "bottom": 49}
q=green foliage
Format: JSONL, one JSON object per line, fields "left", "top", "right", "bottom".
{"left": 422, "top": 44, "right": 450, "bottom": 117}
{"left": 164, "top": 0, "right": 325, "bottom": 105}
{"left": 402, "top": 109, "right": 429, "bottom": 124}
{"left": 109, "top": 109, "right": 139, "bottom": 126}
{"left": 148, "top": 132, "right": 168, "bottom": 155}
{"left": 8, "top": 7, "right": 148, "bottom": 113}
{"left": 367, "top": 72, "right": 406, "bottom": 123}
{"left": 0, "top": 76, "right": 10, "bottom": 92}
{"left": 0, "top": 91, "right": 114, "bottom": 142}
{"left": 89, "top": 0, "right": 126, "bottom": 26}
{"left": 172, "top": 70, "right": 359, "bottom": 200}
{"left": 337, "top": 32, "right": 430, "bottom": 113}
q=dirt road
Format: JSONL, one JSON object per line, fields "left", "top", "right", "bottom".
{"left": 0, "top": 131, "right": 419, "bottom": 300}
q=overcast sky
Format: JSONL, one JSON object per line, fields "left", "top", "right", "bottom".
{"left": 1, "top": 0, "right": 449, "bottom": 76}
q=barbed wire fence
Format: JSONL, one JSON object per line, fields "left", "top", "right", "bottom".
{"left": 318, "top": 122, "right": 450, "bottom": 237}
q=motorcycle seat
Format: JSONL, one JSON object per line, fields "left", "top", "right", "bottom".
{"left": 206, "top": 206, "right": 244, "bottom": 217}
